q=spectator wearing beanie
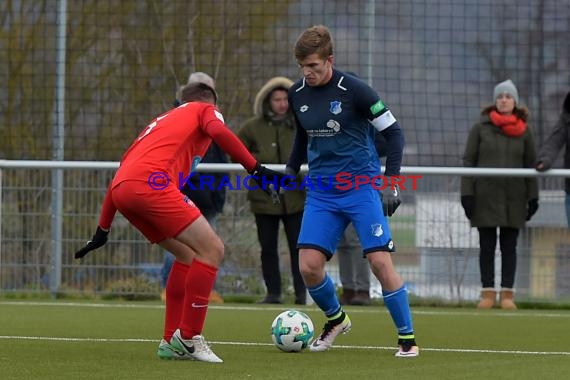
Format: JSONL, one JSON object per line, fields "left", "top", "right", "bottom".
{"left": 460, "top": 79, "right": 538, "bottom": 310}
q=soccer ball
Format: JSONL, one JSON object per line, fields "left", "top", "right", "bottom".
{"left": 271, "top": 309, "right": 314, "bottom": 352}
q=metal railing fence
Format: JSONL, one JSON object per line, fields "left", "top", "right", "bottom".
{"left": 1, "top": 160, "right": 570, "bottom": 303}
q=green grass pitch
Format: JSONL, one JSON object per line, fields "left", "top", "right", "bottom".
{"left": 0, "top": 300, "right": 569, "bottom": 379}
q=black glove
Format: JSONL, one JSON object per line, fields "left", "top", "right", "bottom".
{"left": 74, "top": 227, "right": 109, "bottom": 259}
{"left": 249, "top": 162, "right": 286, "bottom": 204}
{"left": 526, "top": 198, "right": 539, "bottom": 221}
{"left": 381, "top": 184, "right": 401, "bottom": 217}
{"left": 461, "top": 195, "right": 475, "bottom": 220}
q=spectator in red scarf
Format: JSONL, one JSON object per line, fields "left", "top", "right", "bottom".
{"left": 461, "top": 79, "right": 538, "bottom": 310}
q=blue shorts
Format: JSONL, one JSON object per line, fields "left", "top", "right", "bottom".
{"left": 298, "top": 188, "right": 394, "bottom": 259}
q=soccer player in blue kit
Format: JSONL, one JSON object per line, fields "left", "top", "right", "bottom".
{"left": 285, "top": 25, "right": 419, "bottom": 357}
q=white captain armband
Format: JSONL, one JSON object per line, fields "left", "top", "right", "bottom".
{"left": 370, "top": 110, "right": 396, "bottom": 132}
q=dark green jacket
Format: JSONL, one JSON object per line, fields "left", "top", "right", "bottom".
{"left": 236, "top": 77, "right": 306, "bottom": 215}
{"left": 461, "top": 112, "right": 538, "bottom": 228}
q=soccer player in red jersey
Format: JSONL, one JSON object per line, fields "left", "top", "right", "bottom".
{"left": 74, "top": 82, "right": 285, "bottom": 363}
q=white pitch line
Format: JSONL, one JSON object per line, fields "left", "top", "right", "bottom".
{"left": 0, "top": 336, "right": 155, "bottom": 342}
{"left": 1, "top": 301, "right": 569, "bottom": 319}
{"left": 0, "top": 335, "right": 568, "bottom": 356}
{"left": 0, "top": 301, "right": 165, "bottom": 309}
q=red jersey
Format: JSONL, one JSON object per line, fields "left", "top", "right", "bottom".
{"left": 97, "top": 101, "right": 257, "bottom": 230}
{"left": 113, "top": 102, "right": 220, "bottom": 189}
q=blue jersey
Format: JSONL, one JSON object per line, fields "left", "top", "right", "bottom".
{"left": 288, "top": 69, "right": 398, "bottom": 193}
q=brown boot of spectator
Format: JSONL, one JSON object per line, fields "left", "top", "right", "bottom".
{"left": 477, "top": 288, "right": 496, "bottom": 309}
{"left": 499, "top": 289, "right": 517, "bottom": 310}
{"left": 340, "top": 288, "right": 355, "bottom": 305}
{"left": 350, "top": 290, "right": 371, "bottom": 306}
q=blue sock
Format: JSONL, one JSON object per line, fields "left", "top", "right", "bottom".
{"left": 308, "top": 274, "right": 341, "bottom": 318}
{"left": 383, "top": 284, "right": 414, "bottom": 336}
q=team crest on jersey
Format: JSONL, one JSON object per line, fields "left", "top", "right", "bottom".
{"left": 329, "top": 101, "right": 342, "bottom": 115}
{"left": 371, "top": 223, "right": 384, "bottom": 237}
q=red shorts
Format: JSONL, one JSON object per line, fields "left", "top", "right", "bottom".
{"left": 111, "top": 180, "right": 201, "bottom": 243}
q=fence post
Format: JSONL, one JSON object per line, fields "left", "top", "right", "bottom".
{"left": 50, "top": 0, "right": 68, "bottom": 297}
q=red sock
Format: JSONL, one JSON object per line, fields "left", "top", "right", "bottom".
{"left": 163, "top": 260, "right": 190, "bottom": 341}
{"left": 180, "top": 259, "right": 217, "bottom": 339}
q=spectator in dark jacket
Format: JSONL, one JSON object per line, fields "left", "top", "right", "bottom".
{"left": 236, "top": 76, "right": 307, "bottom": 305}
{"left": 461, "top": 79, "right": 538, "bottom": 310}
{"left": 536, "top": 91, "right": 570, "bottom": 226}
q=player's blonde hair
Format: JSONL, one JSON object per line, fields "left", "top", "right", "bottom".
{"left": 294, "top": 25, "right": 333, "bottom": 61}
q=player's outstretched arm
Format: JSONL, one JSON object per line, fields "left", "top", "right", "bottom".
{"left": 379, "top": 124, "right": 404, "bottom": 216}
{"left": 74, "top": 226, "right": 109, "bottom": 259}
{"left": 74, "top": 183, "right": 116, "bottom": 259}
{"left": 205, "top": 122, "right": 285, "bottom": 202}
{"left": 379, "top": 123, "right": 404, "bottom": 177}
